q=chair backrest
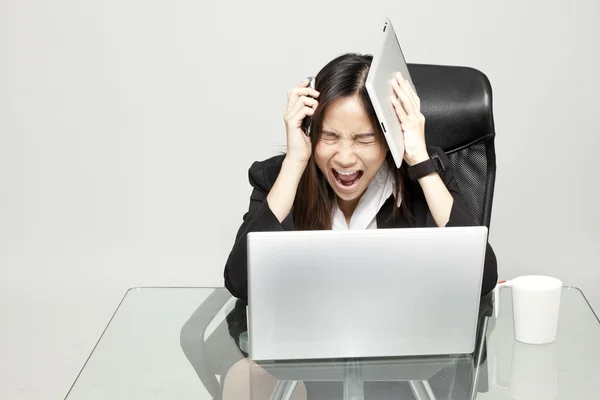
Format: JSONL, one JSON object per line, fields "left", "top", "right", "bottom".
{"left": 408, "top": 63, "right": 497, "bottom": 229}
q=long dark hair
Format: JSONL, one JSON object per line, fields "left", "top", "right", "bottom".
{"left": 293, "top": 53, "right": 412, "bottom": 230}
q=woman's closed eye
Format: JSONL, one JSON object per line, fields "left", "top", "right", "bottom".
{"left": 320, "top": 131, "right": 377, "bottom": 145}
{"left": 320, "top": 132, "right": 339, "bottom": 143}
{"left": 355, "top": 134, "right": 376, "bottom": 145}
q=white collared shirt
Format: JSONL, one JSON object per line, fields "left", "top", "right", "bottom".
{"left": 331, "top": 162, "right": 402, "bottom": 230}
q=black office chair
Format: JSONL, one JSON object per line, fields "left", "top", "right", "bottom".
{"left": 180, "top": 64, "right": 498, "bottom": 399}
{"left": 409, "top": 64, "right": 498, "bottom": 397}
{"left": 409, "top": 63, "right": 497, "bottom": 229}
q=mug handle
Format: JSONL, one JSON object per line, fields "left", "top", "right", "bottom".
{"left": 493, "top": 280, "right": 513, "bottom": 319}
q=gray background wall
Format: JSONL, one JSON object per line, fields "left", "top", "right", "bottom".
{"left": 1, "top": 0, "right": 599, "bottom": 398}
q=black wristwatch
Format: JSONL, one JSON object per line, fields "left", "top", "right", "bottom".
{"left": 406, "top": 153, "right": 446, "bottom": 181}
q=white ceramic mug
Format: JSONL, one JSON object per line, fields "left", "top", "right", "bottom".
{"left": 494, "top": 275, "right": 562, "bottom": 344}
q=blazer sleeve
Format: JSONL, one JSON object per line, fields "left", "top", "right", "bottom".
{"left": 425, "top": 147, "right": 498, "bottom": 296}
{"left": 224, "top": 159, "right": 294, "bottom": 300}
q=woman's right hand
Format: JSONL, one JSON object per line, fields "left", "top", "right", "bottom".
{"left": 283, "top": 79, "right": 320, "bottom": 165}
{"left": 267, "top": 80, "right": 320, "bottom": 223}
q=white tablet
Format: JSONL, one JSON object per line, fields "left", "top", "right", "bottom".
{"left": 365, "top": 17, "right": 416, "bottom": 168}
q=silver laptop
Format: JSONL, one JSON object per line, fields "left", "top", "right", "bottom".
{"left": 247, "top": 227, "right": 488, "bottom": 361}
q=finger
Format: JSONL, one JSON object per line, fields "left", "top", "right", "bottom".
{"left": 293, "top": 87, "right": 320, "bottom": 98}
{"left": 391, "top": 96, "right": 410, "bottom": 125}
{"left": 293, "top": 78, "right": 309, "bottom": 92}
{"left": 395, "top": 73, "right": 418, "bottom": 114}
{"left": 286, "top": 87, "right": 320, "bottom": 112}
{"left": 397, "top": 78, "right": 418, "bottom": 116}
{"left": 291, "top": 106, "right": 316, "bottom": 127}
{"left": 292, "top": 95, "right": 318, "bottom": 113}
{"left": 392, "top": 78, "right": 416, "bottom": 116}
{"left": 406, "top": 81, "right": 421, "bottom": 111}
{"left": 397, "top": 74, "right": 420, "bottom": 113}
{"left": 286, "top": 96, "right": 318, "bottom": 122}
{"left": 403, "top": 77, "right": 421, "bottom": 109}
{"left": 286, "top": 79, "right": 309, "bottom": 109}
{"left": 287, "top": 79, "right": 305, "bottom": 97}
{"left": 399, "top": 79, "right": 425, "bottom": 127}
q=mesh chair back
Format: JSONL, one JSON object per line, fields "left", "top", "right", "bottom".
{"left": 409, "top": 64, "right": 497, "bottom": 228}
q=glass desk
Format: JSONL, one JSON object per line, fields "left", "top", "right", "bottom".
{"left": 64, "top": 287, "right": 600, "bottom": 399}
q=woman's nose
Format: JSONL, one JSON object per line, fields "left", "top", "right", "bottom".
{"left": 334, "top": 143, "right": 358, "bottom": 166}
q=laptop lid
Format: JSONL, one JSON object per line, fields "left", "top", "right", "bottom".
{"left": 247, "top": 227, "right": 487, "bottom": 361}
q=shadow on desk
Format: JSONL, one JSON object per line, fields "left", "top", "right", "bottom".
{"left": 179, "top": 290, "right": 494, "bottom": 400}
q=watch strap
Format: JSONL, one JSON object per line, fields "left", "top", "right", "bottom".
{"left": 406, "top": 153, "right": 445, "bottom": 181}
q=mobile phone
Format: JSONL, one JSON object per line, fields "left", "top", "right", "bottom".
{"left": 301, "top": 76, "right": 316, "bottom": 136}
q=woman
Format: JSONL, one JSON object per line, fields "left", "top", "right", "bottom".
{"left": 224, "top": 53, "right": 497, "bottom": 299}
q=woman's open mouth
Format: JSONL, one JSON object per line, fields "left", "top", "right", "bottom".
{"left": 332, "top": 169, "right": 363, "bottom": 190}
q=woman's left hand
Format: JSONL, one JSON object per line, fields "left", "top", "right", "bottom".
{"left": 391, "top": 72, "right": 429, "bottom": 167}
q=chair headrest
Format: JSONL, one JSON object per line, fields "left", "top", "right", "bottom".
{"left": 408, "top": 64, "right": 496, "bottom": 152}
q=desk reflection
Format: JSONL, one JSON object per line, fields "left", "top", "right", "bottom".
{"left": 240, "top": 354, "right": 476, "bottom": 399}
{"left": 180, "top": 292, "right": 493, "bottom": 400}
{"left": 487, "top": 306, "right": 559, "bottom": 400}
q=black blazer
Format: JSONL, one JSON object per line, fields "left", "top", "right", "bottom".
{"left": 224, "top": 147, "right": 498, "bottom": 299}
